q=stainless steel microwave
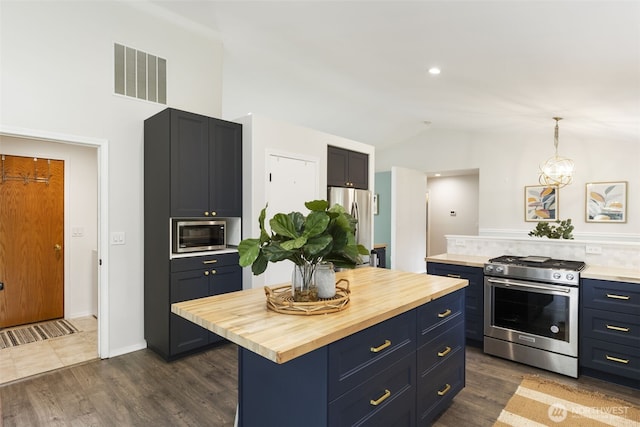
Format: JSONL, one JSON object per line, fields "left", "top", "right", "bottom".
{"left": 172, "top": 219, "right": 226, "bottom": 254}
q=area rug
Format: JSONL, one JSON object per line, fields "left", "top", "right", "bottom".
{"left": 494, "top": 375, "right": 639, "bottom": 426}
{"left": 0, "top": 319, "right": 79, "bottom": 349}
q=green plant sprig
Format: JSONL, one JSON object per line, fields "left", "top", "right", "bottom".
{"left": 528, "top": 219, "right": 574, "bottom": 239}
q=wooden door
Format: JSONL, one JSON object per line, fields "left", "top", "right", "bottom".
{"left": 0, "top": 155, "right": 64, "bottom": 327}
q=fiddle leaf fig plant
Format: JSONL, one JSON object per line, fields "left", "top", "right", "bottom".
{"left": 238, "top": 199, "right": 369, "bottom": 275}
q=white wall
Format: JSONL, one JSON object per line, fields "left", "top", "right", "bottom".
{"left": 1, "top": 2, "right": 224, "bottom": 356}
{"left": 0, "top": 136, "right": 98, "bottom": 318}
{"left": 238, "top": 114, "right": 376, "bottom": 289}
{"left": 391, "top": 167, "right": 427, "bottom": 273}
{"left": 376, "top": 127, "right": 640, "bottom": 241}
{"left": 427, "top": 174, "right": 479, "bottom": 256}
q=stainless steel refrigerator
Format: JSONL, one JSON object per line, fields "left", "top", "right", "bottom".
{"left": 327, "top": 187, "right": 372, "bottom": 266}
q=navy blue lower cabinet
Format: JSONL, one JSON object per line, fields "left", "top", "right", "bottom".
{"left": 426, "top": 263, "right": 483, "bottom": 346}
{"left": 238, "top": 289, "right": 466, "bottom": 426}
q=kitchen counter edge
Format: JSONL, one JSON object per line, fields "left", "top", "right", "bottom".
{"left": 426, "top": 253, "right": 640, "bottom": 284}
{"left": 172, "top": 267, "right": 467, "bottom": 364}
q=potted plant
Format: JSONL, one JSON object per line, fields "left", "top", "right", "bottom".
{"left": 238, "top": 199, "right": 369, "bottom": 302}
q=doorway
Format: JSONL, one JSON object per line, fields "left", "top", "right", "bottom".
{"left": 0, "top": 155, "right": 64, "bottom": 327}
{"left": 0, "top": 126, "right": 109, "bottom": 358}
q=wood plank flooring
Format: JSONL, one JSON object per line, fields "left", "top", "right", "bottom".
{"left": 1, "top": 343, "right": 638, "bottom": 426}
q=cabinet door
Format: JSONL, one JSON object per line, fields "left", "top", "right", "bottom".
{"left": 170, "top": 269, "right": 210, "bottom": 355}
{"left": 327, "top": 146, "right": 349, "bottom": 188}
{"left": 170, "top": 110, "right": 210, "bottom": 217}
{"left": 207, "top": 264, "right": 242, "bottom": 344}
{"left": 347, "top": 150, "right": 369, "bottom": 189}
{"left": 209, "top": 118, "right": 242, "bottom": 217}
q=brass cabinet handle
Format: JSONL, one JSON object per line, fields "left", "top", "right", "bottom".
{"left": 446, "top": 274, "right": 461, "bottom": 278}
{"left": 204, "top": 271, "right": 209, "bottom": 276}
{"left": 606, "top": 293, "right": 630, "bottom": 300}
{"left": 605, "top": 355, "right": 629, "bottom": 364}
{"left": 606, "top": 324, "right": 630, "bottom": 332}
{"left": 203, "top": 260, "right": 218, "bottom": 265}
{"left": 204, "top": 211, "right": 210, "bottom": 216}
{"left": 211, "top": 211, "right": 217, "bottom": 216}
{"left": 438, "top": 309, "right": 452, "bottom": 318}
{"left": 370, "top": 389, "right": 391, "bottom": 406}
{"left": 438, "top": 346, "right": 452, "bottom": 357}
{"left": 210, "top": 270, "right": 216, "bottom": 275}
{"left": 437, "top": 383, "right": 452, "bottom": 396}
{"left": 370, "top": 340, "right": 391, "bottom": 353}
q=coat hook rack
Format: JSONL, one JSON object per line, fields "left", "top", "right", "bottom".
{"left": 1, "top": 155, "right": 51, "bottom": 185}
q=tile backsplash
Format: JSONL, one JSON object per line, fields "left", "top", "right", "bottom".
{"left": 445, "top": 235, "right": 640, "bottom": 270}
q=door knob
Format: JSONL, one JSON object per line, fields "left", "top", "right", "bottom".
{"left": 54, "top": 244, "right": 62, "bottom": 251}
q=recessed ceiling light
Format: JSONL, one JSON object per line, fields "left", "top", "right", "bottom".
{"left": 434, "top": 173, "right": 441, "bottom": 177}
{"left": 428, "top": 67, "right": 441, "bottom": 75}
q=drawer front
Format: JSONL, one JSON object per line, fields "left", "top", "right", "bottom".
{"left": 171, "top": 251, "right": 239, "bottom": 272}
{"left": 582, "top": 307, "right": 640, "bottom": 348}
{"left": 417, "top": 348, "right": 465, "bottom": 425}
{"left": 417, "top": 289, "right": 464, "bottom": 347}
{"left": 582, "top": 279, "right": 640, "bottom": 315}
{"left": 581, "top": 337, "right": 640, "bottom": 381}
{"left": 417, "top": 318, "right": 465, "bottom": 374}
{"left": 328, "top": 353, "right": 416, "bottom": 427}
{"left": 329, "top": 310, "right": 416, "bottom": 400}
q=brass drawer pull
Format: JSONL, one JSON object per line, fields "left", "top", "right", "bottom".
{"left": 437, "top": 383, "right": 452, "bottom": 396}
{"left": 606, "top": 324, "right": 630, "bottom": 332}
{"left": 370, "top": 340, "right": 391, "bottom": 353}
{"left": 210, "top": 270, "right": 216, "bottom": 275}
{"left": 204, "top": 271, "right": 209, "bottom": 276}
{"left": 438, "top": 346, "right": 452, "bottom": 357}
{"left": 203, "top": 260, "right": 218, "bottom": 265}
{"left": 370, "top": 389, "right": 391, "bottom": 406}
{"left": 438, "top": 309, "right": 452, "bottom": 318}
{"left": 446, "top": 274, "right": 461, "bottom": 278}
{"left": 606, "top": 355, "right": 629, "bottom": 364}
{"left": 606, "top": 293, "right": 630, "bottom": 300}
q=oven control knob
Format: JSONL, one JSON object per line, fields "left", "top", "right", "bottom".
{"left": 553, "top": 272, "right": 561, "bottom": 280}
{"left": 495, "top": 266, "right": 504, "bottom": 273}
{"left": 566, "top": 273, "right": 575, "bottom": 281}
{"left": 485, "top": 265, "right": 494, "bottom": 272}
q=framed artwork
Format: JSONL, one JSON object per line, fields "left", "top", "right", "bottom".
{"left": 586, "top": 181, "right": 627, "bottom": 223}
{"left": 373, "top": 193, "right": 379, "bottom": 215}
{"left": 525, "top": 185, "right": 558, "bottom": 221}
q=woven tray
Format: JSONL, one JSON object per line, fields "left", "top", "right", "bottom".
{"left": 264, "top": 278, "right": 350, "bottom": 315}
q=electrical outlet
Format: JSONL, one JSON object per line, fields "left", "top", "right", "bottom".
{"left": 455, "top": 239, "right": 466, "bottom": 247}
{"left": 111, "top": 231, "right": 126, "bottom": 245}
{"left": 585, "top": 245, "right": 602, "bottom": 255}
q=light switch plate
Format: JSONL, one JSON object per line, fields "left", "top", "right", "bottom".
{"left": 111, "top": 231, "right": 125, "bottom": 245}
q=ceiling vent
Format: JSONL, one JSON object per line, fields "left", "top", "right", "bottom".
{"left": 114, "top": 43, "right": 166, "bottom": 104}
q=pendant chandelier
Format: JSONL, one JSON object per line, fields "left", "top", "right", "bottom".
{"left": 539, "top": 117, "right": 574, "bottom": 188}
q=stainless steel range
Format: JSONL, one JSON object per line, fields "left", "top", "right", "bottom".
{"left": 484, "top": 255, "right": 586, "bottom": 377}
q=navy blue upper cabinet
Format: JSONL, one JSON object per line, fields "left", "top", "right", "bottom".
{"left": 327, "top": 145, "right": 369, "bottom": 189}
{"left": 168, "top": 109, "right": 242, "bottom": 218}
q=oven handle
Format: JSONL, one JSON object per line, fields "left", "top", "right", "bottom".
{"left": 486, "top": 278, "right": 572, "bottom": 293}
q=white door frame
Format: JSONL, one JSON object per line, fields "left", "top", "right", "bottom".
{"left": 0, "top": 125, "right": 109, "bottom": 358}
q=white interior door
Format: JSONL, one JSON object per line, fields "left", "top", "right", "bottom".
{"left": 264, "top": 154, "right": 318, "bottom": 286}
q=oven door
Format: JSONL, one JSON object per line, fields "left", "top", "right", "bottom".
{"left": 484, "top": 277, "right": 578, "bottom": 357}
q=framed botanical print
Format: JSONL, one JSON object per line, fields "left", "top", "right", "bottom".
{"left": 586, "top": 181, "right": 627, "bottom": 223}
{"left": 525, "top": 185, "right": 558, "bottom": 221}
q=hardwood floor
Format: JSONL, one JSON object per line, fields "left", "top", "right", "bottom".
{"left": 1, "top": 343, "right": 638, "bottom": 426}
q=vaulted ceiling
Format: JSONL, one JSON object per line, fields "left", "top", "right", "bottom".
{"left": 149, "top": 1, "right": 640, "bottom": 148}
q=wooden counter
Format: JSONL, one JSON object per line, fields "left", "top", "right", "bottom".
{"left": 171, "top": 267, "right": 467, "bottom": 364}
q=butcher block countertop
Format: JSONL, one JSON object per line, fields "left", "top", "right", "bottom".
{"left": 171, "top": 267, "right": 467, "bottom": 364}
